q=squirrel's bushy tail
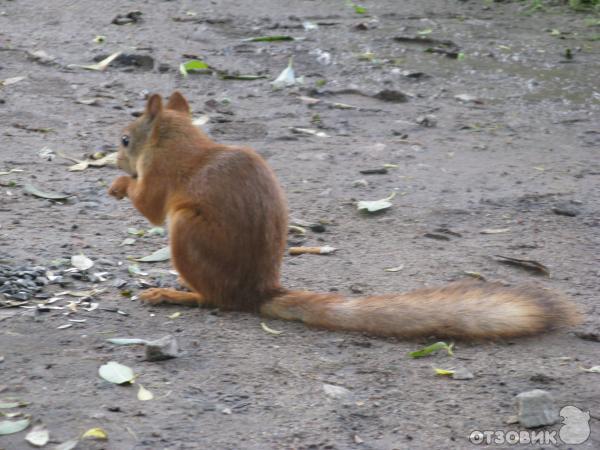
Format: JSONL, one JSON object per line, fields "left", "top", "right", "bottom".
{"left": 260, "top": 280, "right": 580, "bottom": 340}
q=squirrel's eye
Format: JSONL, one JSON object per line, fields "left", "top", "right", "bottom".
{"left": 121, "top": 135, "right": 130, "bottom": 147}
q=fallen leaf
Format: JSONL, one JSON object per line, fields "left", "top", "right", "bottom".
{"left": 106, "top": 338, "right": 148, "bottom": 345}
{"left": 480, "top": 228, "right": 510, "bottom": 234}
{"left": 74, "top": 51, "right": 122, "bottom": 71}
{"left": 289, "top": 127, "right": 328, "bottom": 138}
{"left": 134, "top": 246, "right": 170, "bottom": 262}
{"left": 192, "top": 115, "right": 210, "bottom": 126}
{"left": 81, "top": 427, "right": 108, "bottom": 440}
{"left": 71, "top": 254, "right": 94, "bottom": 271}
{"left": 68, "top": 152, "right": 117, "bottom": 171}
{"left": 357, "top": 192, "right": 396, "bottom": 213}
{"left": 25, "top": 423, "right": 50, "bottom": 447}
{"left": 98, "top": 361, "right": 135, "bottom": 385}
{"left": 146, "top": 227, "right": 165, "bottom": 236}
{"left": 417, "top": 28, "right": 433, "bottom": 35}
{"left": 219, "top": 73, "right": 268, "bottom": 80}
{"left": 409, "top": 342, "right": 454, "bottom": 358}
{"left": 57, "top": 324, "right": 72, "bottom": 330}
{"left": 120, "top": 238, "right": 136, "bottom": 246}
{"left": 93, "top": 35, "right": 106, "bottom": 43}
{"left": 463, "top": 271, "right": 486, "bottom": 280}
{"left": 272, "top": 57, "right": 297, "bottom": 89}
{"left": 243, "top": 35, "right": 294, "bottom": 42}
{"left": 0, "top": 401, "right": 27, "bottom": 409}
{"left": 494, "top": 255, "right": 549, "bottom": 276}
{"left": 179, "top": 59, "right": 210, "bottom": 77}
{"left": 1, "top": 76, "right": 26, "bottom": 87}
{"left": 128, "top": 264, "right": 148, "bottom": 276}
{"left": 168, "top": 312, "right": 181, "bottom": 319}
{"left": 24, "top": 184, "right": 70, "bottom": 200}
{"left": 127, "top": 227, "right": 145, "bottom": 236}
{"left": 261, "top": 322, "right": 283, "bottom": 335}
{"left": 434, "top": 367, "right": 455, "bottom": 376}
{"left": 0, "top": 417, "right": 30, "bottom": 435}
{"left": 0, "top": 168, "right": 24, "bottom": 176}
{"left": 137, "top": 384, "right": 154, "bottom": 401}
{"left": 384, "top": 265, "right": 404, "bottom": 272}
{"left": 580, "top": 366, "right": 600, "bottom": 373}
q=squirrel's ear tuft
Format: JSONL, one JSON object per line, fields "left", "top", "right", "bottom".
{"left": 145, "top": 94, "right": 163, "bottom": 121}
{"left": 166, "top": 91, "right": 190, "bottom": 114}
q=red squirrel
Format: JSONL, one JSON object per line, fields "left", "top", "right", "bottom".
{"left": 108, "top": 91, "right": 580, "bottom": 339}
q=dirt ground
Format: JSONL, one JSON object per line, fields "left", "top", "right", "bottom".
{"left": 1, "top": 0, "right": 599, "bottom": 449}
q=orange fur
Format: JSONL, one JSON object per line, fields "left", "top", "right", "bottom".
{"left": 109, "top": 92, "right": 580, "bottom": 340}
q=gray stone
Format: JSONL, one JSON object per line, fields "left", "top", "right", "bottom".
{"left": 145, "top": 335, "right": 180, "bottom": 361}
{"left": 452, "top": 368, "right": 474, "bottom": 380}
{"left": 515, "top": 389, "right": 559, "bottom": 428}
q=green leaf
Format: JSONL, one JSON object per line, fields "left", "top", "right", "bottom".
{"left": 134, "top": 246, "right": 170, "bottom": 262}
{"left": 457, "top": 52, "right": 466, "bottom": 61}
{"left": 354, "top": 4, "right": 367, "bottom": 14}
{"left": 98, "top": 361, "right": 135, "bottom": 384}
{"left": 24, "top": 184, "right": 70, "bottom": 200}
{"left": 147, "top": 227, "right": 165, "bottom": 236}
{"left": 0, "top": 401, "right": 27, "bottom": 409}
{"left": 179, "top": 59, "right": 211, "bottom": 77}
{"left": 417, "top": 28, "right": 433, "bottom": 35}
{"left": 106, "top": 338, "right": 148, "bottom": 345}
{"left": 243, "top": 35, "right": 294, "bottom": 42}
{"left": 0, "top": 418, "right": 30, "bottom": 435}
{"left": 434, "top": 367, "right": 455, "bottom": 376}
{"left": 127, "top": 227, "right": 145, "bottom": 236}
{"left": 219, "top": 73, "right": 268, "bottom": 80}
{"left": 357, "top": 192, "right": 396, "bottom": 213}
{"left": 128, "top": 264, "right": 148, "bottom": 276}
{"left": 409, "top": 342, "right": 454, "bottom": 358}
{"left": 82, "top": 427, "right": 108, "bottom": 440}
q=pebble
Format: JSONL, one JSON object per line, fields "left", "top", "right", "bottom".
{"left": 145, "top": 335, "right": 180, "bottom": 361}
{"left": 552, "top": 203, "right": 580, "bottom": 217}
{"left": 452, "top": 368, "right": 474, "bottom": 380}
{"left": 322, "top": 383, "right": 353, "bottom": 400}
{"left": 515, "top": 389, "right": 559, "bottom": 428}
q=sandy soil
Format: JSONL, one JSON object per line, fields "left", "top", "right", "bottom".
{"left": 1, "top": 1, "right": 599, "bottom": 449}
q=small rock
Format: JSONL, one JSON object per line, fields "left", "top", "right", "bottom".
{"left": 452, "top": 368, "right": 474, "bottom": 380}
{"left": 323, "top": 383, "right": 353, "bottom": 400}
{"left": 309, "top": 224, "right": 326, "bottom": 233}
{"left": 112, "top": 10, "right": 142, "bottom": 25}
{"left": 515, "top": 389, "right": 559, "bottom": 428}
{"left": 145, "top": 335, "right": 180, "bottom": 361}
{"left": 416, "top": 114, "right": 437, "bottom": 127}
{"left": 373, "top": 89, "right": 408, "bottom": 103}
{"left": 352, "top": 179, "right": 369, "bottom": 188}
{"left": 552, "top": 203, "right": 580, "bottom": 217}
{"left": 574, "top": 328, "right": 600, "bottom": 342}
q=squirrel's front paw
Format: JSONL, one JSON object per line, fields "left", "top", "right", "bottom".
{"left": 108, "top": 176, "right": 130, "bottom": 199}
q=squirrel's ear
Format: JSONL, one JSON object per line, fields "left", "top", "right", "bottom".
{"left": 166, "top": 91, "right": 190, "bottom": 114}
{"left": 145, "top": 94, "right": 163, "bottom": 121}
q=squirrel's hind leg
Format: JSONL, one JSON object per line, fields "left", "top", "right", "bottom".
{"left": 139, "top": 288, "right": 205, "bottom": 307}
